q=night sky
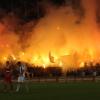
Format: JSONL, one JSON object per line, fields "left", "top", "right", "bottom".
{"left": 0, "top": 0, "right": 100, "bottom": 24}
{"left": 0, "top": 0, "right": 85, "bottom": 23}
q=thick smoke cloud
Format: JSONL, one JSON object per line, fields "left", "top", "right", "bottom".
{"left": 0, "top": 0, "right": 100, "bottom": 68}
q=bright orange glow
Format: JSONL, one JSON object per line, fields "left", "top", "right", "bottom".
{"left": 0, "top": 0, "right": 100, "bottom": 70}
{"left": 79, "top": 62, "right": 85, "bottom": 68}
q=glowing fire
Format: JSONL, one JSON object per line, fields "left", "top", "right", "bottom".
{"left": 0, "top": 0, "right": 100, "bottom": 70}
{"left": 0, "top": 49, "right": 99, "bottom": 70}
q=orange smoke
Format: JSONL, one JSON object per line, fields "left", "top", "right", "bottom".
{"left": 0, "top": 0, "right": 100, "bottom": 70}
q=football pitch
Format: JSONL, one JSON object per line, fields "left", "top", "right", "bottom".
{"left": 0, "top": 82, "right": 100, "bottom": 100}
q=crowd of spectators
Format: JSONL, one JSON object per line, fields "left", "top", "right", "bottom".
{"left": 0, "top": 60, "right": 100, "bottom": 80}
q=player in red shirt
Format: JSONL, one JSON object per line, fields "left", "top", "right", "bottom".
{"left": 3, "top": 61, "right": 13, "bottom": 92}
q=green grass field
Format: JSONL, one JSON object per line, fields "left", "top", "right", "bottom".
{"left": 0, "top": 82, "right": 100, "bottom": 100}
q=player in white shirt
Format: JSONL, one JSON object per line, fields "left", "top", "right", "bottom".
{"left": 16, "top": 62, "right": 29, "bottom": 92}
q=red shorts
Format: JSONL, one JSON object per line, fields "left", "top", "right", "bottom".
{"left": 4, "top": 76, "right": 12, "bottom": 83}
